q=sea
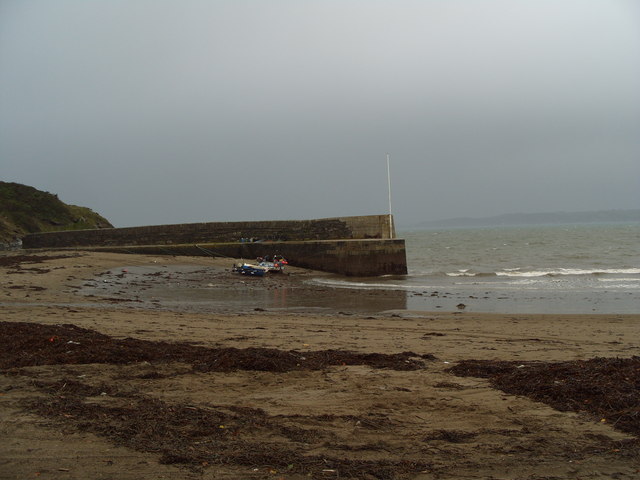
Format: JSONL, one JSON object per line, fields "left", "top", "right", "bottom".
{"left": 310, "top": 222, "right": 640, "bottom": 314}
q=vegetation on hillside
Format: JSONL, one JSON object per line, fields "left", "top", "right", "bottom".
{"left": 0, "top": 181, "right": 113, "bottom": 245}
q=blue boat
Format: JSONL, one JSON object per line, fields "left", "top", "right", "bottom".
{"left": 233, "top": 262, "right": 269, "bottom": 277}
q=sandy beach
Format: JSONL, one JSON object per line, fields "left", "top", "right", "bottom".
{"left": 1, "top": 251, "right": 639, "bottom": 479}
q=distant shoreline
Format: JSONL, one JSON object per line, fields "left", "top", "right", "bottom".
{"left": 408, "top": 209, "right": 640, "bottom": 230}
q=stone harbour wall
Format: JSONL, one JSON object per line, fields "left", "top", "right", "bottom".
{"left": 22, "top": 214, "right": 406, "bottom": 276}
{"left": 23, "top": 215, "right": 395, "bottom": 248}
{"left": 87, "top": 239, "right": 408, "bottom": 277}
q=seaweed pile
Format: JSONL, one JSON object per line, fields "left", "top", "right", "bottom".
{"left": 0, "top": 321, "right": 434, "bottom": 372}
{"left": 0, "top": 254, "right": 75, "bottom": 268}
{"left": 26, "top": 384, "right": 432, "bottom": 478}
{"left": 450, "top": 358, "right": 640, "bottom": 437}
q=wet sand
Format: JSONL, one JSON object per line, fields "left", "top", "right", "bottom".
{"left": 1, "top": 251, "right": 640, "bottom": 479}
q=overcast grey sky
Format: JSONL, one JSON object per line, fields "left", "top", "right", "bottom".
{"left": 1, "top": 0, "right": 639, "bottom": 227}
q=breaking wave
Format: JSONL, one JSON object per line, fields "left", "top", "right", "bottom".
{"left": 447, "top": 268, "right": 640, "bottom": 278}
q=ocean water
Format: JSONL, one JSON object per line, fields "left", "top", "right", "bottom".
{"left": 310, "top": 223, "right": 640, "bottom": 314}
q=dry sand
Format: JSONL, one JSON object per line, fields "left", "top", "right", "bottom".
{"left": 1, "top": 251, "right": 639, "bottom": 479}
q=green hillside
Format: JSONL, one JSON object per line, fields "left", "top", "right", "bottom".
{"left": 0, "top": 182, "right": 113, "bottom": 245}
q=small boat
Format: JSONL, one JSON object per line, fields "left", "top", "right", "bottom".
{"left": 258, "top": 261, "right": 283, "bottom": 273}
{"left": 233, "top": 263, "right": 269, "bottom": 277}
{"left": 256, "top": 255, "right": 288, "bottom": 273}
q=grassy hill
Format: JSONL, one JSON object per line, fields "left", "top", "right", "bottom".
{"left": 0, "top": 182, "right": 113, "bottom": 245}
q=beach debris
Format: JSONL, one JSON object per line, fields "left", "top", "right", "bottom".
{"left": 422, "top": 332, "right": 445, "bottom": 338}
{"left": 433, "top": 381, "right": 465, "bottom": 390}
{"left": 423, "top": 429, "right": 477, "bottom": 443}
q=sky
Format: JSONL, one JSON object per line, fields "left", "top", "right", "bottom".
{"left": 1, "top": 0, "right": 639, "bottom": 228}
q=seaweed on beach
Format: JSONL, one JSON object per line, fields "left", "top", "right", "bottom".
{"left": 0, "top": 321, "right": 434, "bottom": 372}
{"left": 5, "top": 320, "right": 640, "bottom": 477}
{"left": 1, "top": 321, "right": 439, "bottom": 477}
{"left": 450, "top": 357, "right": 640, "bottom": 438}
{"left": 25, "top": 387, "right": 433, "bottom": 478}
{"left": 0, "top": 254, "right": 75, "bottom": 268}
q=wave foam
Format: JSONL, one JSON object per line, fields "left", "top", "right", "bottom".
{"left": 447, "top": 271, "right": 496, "bottom": 277}
{"left": 598, "top": 277, "right": 640, "bottom": 283}
{"left": 495, "top": 268, "right": 640, "bottom": 277}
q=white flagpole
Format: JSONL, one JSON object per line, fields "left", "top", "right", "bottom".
{"left": 386, "top": 153, "right": 394, "bottom": 239}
